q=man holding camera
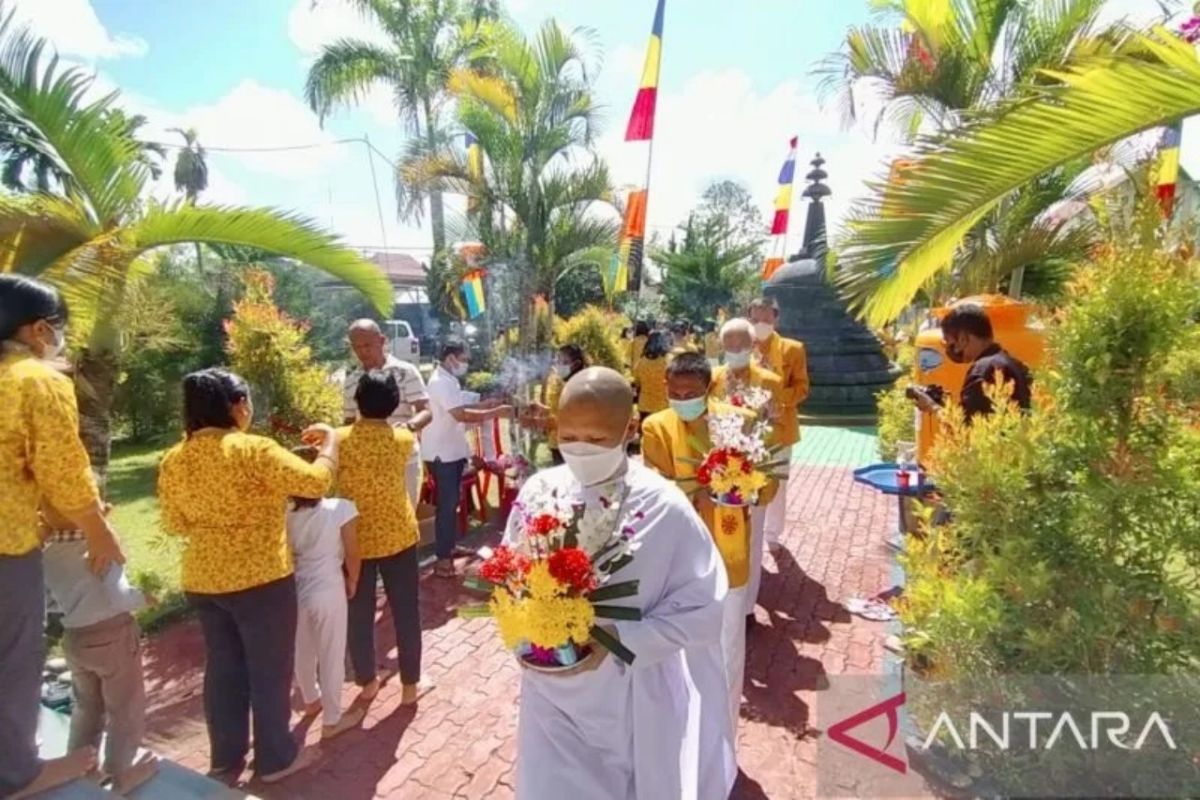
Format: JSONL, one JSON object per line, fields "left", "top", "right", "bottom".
{"left": 911, "top": 305, "right": 1032, "bottom": 421}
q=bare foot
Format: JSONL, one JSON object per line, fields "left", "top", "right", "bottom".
{"left": 114, "top": 752, "right": 160, "bottom": 795}
{"left": 357, "top": 677, "right": 381, "bottom": 703}
{"left": 321, "top": 706, "right": 366, "bottom": 740}
{"left": 300, "top": 699, "right": 323, "bottom": 718}
{"left": 10, "top": 747, "right": 98, "bottom": 799}
{"left": 259, "top": 745, "right": 318, "bottom": 784}
{"left": 205, "top": 757, "right": 245, "bottom": 784}
{"left": 400, "top": 679, "right": 435, "bottom": 706}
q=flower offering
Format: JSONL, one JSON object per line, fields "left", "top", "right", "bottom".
{"left": 680, "top": 411, "right": 789, "bottom": 507}
{"left": 460, "top": 488, "right": 643, "bottom": 668}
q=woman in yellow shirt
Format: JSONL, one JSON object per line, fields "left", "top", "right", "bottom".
{"left": 157, "top": 368, "right": 334, "bottom": 784}
{"left": 0, "top": 275, "right": 124, "bottom": 798}
{"left": 336, "top": 371, "right": 427, "bottom": 706}
{"left": 536, "top": 343, "right": 587, "bottom": 464}
{"left": 632, "top": 330, "right": 671, "bottom": 421}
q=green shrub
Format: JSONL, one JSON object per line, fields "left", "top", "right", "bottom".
{"left": 900, "top": 237, "right": 1200, "bottom": 679}
{"left": 225, "top": 269, "right": 341, "bottom": 444}
{"left": 553, "top": 306, "right": 628, "bottom": 370}
{"left": 465, "top": 371, "right": 501, "bottom": 396}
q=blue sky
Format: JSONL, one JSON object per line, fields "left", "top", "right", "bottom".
{"left": 9, "top": 0, "right": 1187, "bottom": 261}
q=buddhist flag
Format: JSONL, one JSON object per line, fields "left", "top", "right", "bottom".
{"left": 1156, "top": 123, "right": 1182, "bottom": 218}
{"left": 460, "top": 270, "right": 485, "bottom": 319}
{"left": 625, "top": 0, "right": 664, "bottom": 141}
{"left": 616, "top": 0, "right": 665, "bottom": 293}
{"left": 465, "top": 132, "right": 483, "bottom": 213}
{"left": 762, "top": 136, "right": 798, "bottom": 282}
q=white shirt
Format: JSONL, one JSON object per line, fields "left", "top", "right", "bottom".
{"left": 423, "top": 364, "right": 471, "bottom": 463}
{"left": 287, "top": 498, "right": 358, "bottom": 603}
{"left": 505, "top": 462, "right": 735, "bottom": 800}
{"left": 342, "top": 354, "right": 428, "bottom": 428}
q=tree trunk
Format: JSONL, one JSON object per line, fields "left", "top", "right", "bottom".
{"left": 75, "top": 348, "right": 118, "bottom": 496}
{"left": 423, "top": 97, "right": 447, "bottom": 256}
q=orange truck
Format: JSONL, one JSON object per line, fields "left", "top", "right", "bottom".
{"left": 913, "top": 295, "right": 1047, "bottom": 464}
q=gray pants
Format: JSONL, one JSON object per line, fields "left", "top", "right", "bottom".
{"left": 0, "top": 548, "right": 44, "bottom": 797}
{"left": 63, "top": 614, "right": 145, "bottom": 778}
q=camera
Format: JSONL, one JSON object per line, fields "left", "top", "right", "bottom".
{"left": 905, "top": 384, "right": 946, "bottom": 406}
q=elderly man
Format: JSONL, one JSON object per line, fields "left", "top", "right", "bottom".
{"left": 710, "top": 317, "right": 784, "bottom": 622}
{"left": 508, "top": 367, "right": 734, "bottom": 800}
{"left": 748, "top": 297, "right": 809, "bottom": 548}
{"left": 343, "top": 319, "right": 432, "bottom": 504}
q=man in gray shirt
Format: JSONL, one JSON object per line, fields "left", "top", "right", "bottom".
{"left": 343, "top": 319, "right": 433, "bottom": 504}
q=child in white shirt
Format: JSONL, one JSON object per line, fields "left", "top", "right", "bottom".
{"left": 286, "top": 460, "right": 364, "bottom": 739}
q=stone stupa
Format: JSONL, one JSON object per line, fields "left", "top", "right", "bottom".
{"left": 764, "top": 154, "right": 900, "bottom": 417}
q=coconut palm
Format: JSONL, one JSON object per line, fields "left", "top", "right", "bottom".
{"left": 397, "top": 20, "right": 614, "bottom": 341}
{"left": 304, "top": 0, "right": 498, "bottom": 255}
{"left": 0, "top": 7, "right": 391, "bottom": 482}
{"left": 836, "top": 27, "right": 1200, "bottom": 326}
{"left": 170, "top": 127, "right": 208, "bottom": 203}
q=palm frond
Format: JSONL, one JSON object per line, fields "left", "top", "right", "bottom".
{"left": 448, "top": 66, "right": 518, "bottom": 123}
{"left": 836, "top": 27, "right": 1200, "bottom": 326}
{"left": 128, "top": 203, "right": 393, "bottom": 314}
{"left": 0, "top": 191, "right": 93, "bottom": 273}
{"left": 304, "top": 38, "right": 405, "bottom": 123}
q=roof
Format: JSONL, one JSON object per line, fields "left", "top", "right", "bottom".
{"left": 368, "top": 252, "right": 426, "bottom": 285}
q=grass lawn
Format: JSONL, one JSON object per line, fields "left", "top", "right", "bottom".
{"left": 106, "top": 441, "right": 184, "bottom": 629}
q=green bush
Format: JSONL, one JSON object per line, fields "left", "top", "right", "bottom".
{"left": 465, "top": 370, "right": 501, "bottom": 396}
{"left": 900, "top": 237, "right": 1200, "bottom": 679}
{"left": 553, "top": 306, "right": 628, "bottom": 370}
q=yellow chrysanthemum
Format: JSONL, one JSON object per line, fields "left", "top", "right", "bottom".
{"left": 526, "top": 561, "right": 566, "bottom": 600}
{"left": 488, "top": 566, "right": 596, "bottom": 651}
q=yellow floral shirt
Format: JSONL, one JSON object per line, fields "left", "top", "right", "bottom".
{"left": 158, "top": 431, "right": 332, "bottom": 594}
{"left": 633, "top": 356, "right": 669, "bottom": 414}
{"left": 335, "top": 422, "right": 418, "bottom": 559}
{"left": 0, "top": 351, "right": 99, "bottom": 556}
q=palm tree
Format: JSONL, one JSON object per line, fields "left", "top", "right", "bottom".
{"left": 836, "top": 26, "right": 1200, "bottom": 326}
{"left": 656, "top": 215, "right": 759, "bottom": 319}
{"left": 304, "top": 0, "right": 498, "bottom": 255}
{"left": 170, "top": 127, "right": 208, "bottom": 203}
{"left": 0, "top": 7, "right": 391, "bottom": 483}
{"left": 398, "top": 20, "right": 614, "bottom": 344}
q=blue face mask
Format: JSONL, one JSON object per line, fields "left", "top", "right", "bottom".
{"left": 670, "top": 396, "right": 708, "bottom": 422}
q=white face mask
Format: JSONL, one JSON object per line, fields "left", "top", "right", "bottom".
{"left": 724, "top": 349, "right": 751, "bottom": 369}
{"left": 554, "top": 363, "right": 572, "bottom": 379}
{"left": 559, "top": 439, "right": 628, "bottom": 487}
{"left": 446, "top": 358, "right": 468, "bottom": 378}
{"left": 753, "top": 322, "right": 774, "bottom": 341}
{"left": 40, "top": 324, "right": 66, "bottom": 361}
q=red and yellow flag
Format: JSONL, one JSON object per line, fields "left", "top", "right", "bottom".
{"left": 1156, "top": 124, "right": 1182, "bottom": 218}
{"left": 625, "top": 0, "right": 664, "bottom": 142}
{"left": 762, "top": 136, "right": 798, "bottom": 282}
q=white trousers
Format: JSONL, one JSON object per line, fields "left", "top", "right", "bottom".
{"left": 406, "top": 443, "right": 423, "bottom": 508}
{"left": 294, "top": 590, "right": 348, "bottom": 726}
{"left": 763, "top": 474, "right": 789, "bottom": 545}
{"left": 721, "top": 586, "right": 747, "bottom": 743}
{"left": 748, "top": 506, "right": 767, "bottom": 614}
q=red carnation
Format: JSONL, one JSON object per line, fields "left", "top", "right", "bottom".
{"left": 480, "top": 546, "right": 520, "bottom": 584}
{"left": 528, "top": 513, "right": 562, "bottom": 537}
{"left": 547, "top": 547, "right": 597, "bottom": 593}
{"left": 710, "top": 449, "right": 730, "bottom": 467}
{"left": 696, "top": 465, "right": 713, "bottom": 486}
{"left": 730, "top": 395, "right": 744, "bottom": 407}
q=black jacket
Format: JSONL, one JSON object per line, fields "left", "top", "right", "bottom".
{"left": 960, "top": 344, "right": 1032, "bottom": 422}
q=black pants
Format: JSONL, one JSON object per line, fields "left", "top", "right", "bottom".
{"left": 0, "top": 549, "right": 43, "bottom": 796}
{"left": 348, "top": 546, "right": 421, "bottom": 686}
{"left": 427, "top": 458, "right": 466, "bottom": 560}
{"left": 188, "top": 576, "right": 298, "bottom": 775}
{"left": 550, "top": 447, "right": 563, "bottom": 465}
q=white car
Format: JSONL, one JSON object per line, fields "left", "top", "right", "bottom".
{"left": 384, "top": 319, "right": 421, "bottom": 365}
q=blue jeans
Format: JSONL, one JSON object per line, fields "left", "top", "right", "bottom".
{"left": 427, "top": 458, "right": 466, "bottom": 560}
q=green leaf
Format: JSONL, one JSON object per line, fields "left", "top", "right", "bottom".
{"left": 587, "top": 580, "right": 640, "bottom": 602}
{"left": 590, "top": 624, "right": 636, "bottom": 665}
{"left": 457, "top": 604, "right": 494, "bottom": 619}
{"left": 463, "top": 576, "right": 497, "bottom": 594}
{"left": 592, "top": 603, "right": 642, "bottom": 621}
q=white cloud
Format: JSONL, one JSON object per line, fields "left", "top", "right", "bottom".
{"left": 173, "top": 80, "right": 347, "bottom": 178}
{"left": 7, "top": 0, "right": 146, "bottom": 60}
{"left": 599, "top": 68, "right": 898, "bottom": 246}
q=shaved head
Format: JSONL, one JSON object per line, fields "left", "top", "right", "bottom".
{"left": 557, "top": 367, "right": 636, "bottom": 447}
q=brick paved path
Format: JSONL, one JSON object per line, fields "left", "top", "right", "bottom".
{"left": 139, "top": 428, "right": 914, "bottom": 799}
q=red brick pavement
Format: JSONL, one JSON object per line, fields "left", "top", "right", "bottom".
{"left": 140, "top": 464, "right": 912, "bottom": 799}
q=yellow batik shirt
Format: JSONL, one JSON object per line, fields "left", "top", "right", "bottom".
{"left": 158, "top": 431, "right": 332, "bottom": 594}
{"left": 633, "top": 356, "right": 669, "bottom": 414}
{"left": 0, "top": 351, "right": 99, "bottom": 556}
{"left": 335, "top": 421, "right": 418, "bottom": 559}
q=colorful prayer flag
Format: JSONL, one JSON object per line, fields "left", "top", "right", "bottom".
{"left": 1156, "top": 123, "right": 1182, "bottom": 218}
{"left": 625, "top": 0, "right": 665, "bottom": 142}
{"left": 762, "top": 136, "right": 798, "bottom": 282}
{"left": 460, "top": 269, "right": 486, "bottom": 319}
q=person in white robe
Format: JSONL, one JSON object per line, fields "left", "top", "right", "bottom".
{"left": 506, "top": 367, "right": 736, "bottom": 800}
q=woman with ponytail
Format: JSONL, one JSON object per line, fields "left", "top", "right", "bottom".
{"left": 157, "top": 368, "right": 336, "bottom": 784}
{"left": 0, "top": 274, "right": 125, "bottom": 797}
